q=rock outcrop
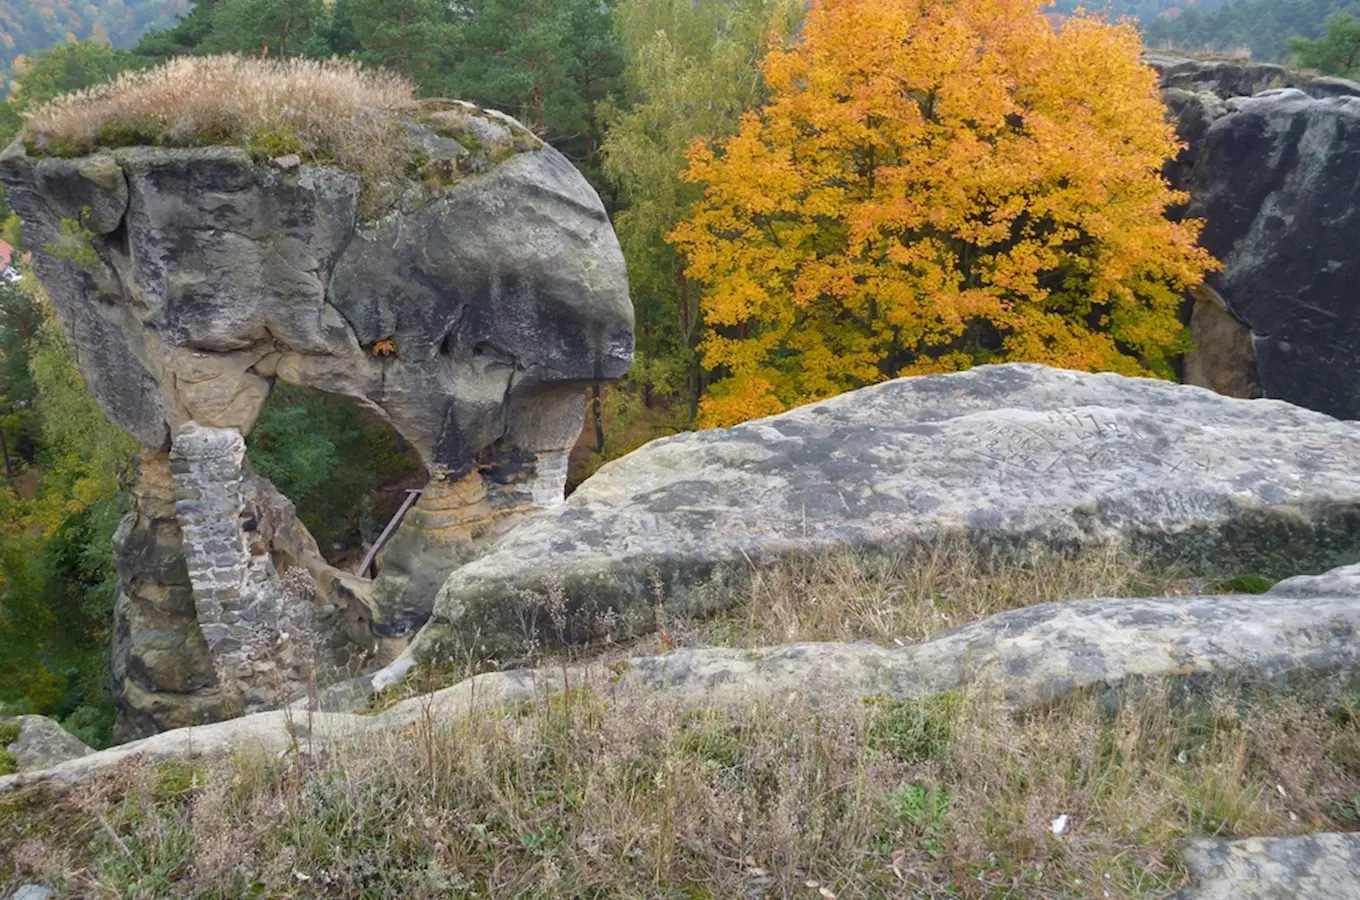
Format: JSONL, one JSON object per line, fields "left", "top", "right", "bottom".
{"left": 409, "top": 364, "right": 1360, "bottom": 661}
{"left": 1178, "top": 833, "right": 1360, "bottom": 900}
{"left": 9, "top": 560, "right": 1360, "bottom": 794}
{"left": 0, "top": 103, "right": 633, "bottom": 737}
{"left": 1151, "top": 56, "right": 1360, "bottom": 420}
{"left": 1, "top": 716, "right": 93, "bottom": 773}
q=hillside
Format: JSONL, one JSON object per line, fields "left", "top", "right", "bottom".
{"left": 1144, "top": 0, "right": 1360, "bottom": 59}
{"left": 1051, "top": 0, "right": 1231, "bottom": 25}
{"left": 0, "top": 0, "right": 189, "bottom": 94}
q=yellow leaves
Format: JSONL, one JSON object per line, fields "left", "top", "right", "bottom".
{"left": 669, "top": 0, "right": 1219, "bottom": 423}
{"left": 371, "top": 338, "right": 398, "bottom": 357}
{"left": 698, "top": 374, "right": 786, "bottom": 428}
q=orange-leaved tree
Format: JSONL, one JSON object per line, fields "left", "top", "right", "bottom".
{"left": 668, "top": 0, "right": 1219, "bottom": 427}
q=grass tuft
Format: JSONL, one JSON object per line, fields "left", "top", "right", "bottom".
{"left": 686, "top": 542, "right": 1191, "bottom": 651}
{"left": 21, "top": 55, "right": 417, "bottom": 189}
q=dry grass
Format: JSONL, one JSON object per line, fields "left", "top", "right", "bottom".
{"left": 4, "top": 681, "right": 1358, "bottom": 899}
{"left": 3, "top": 551, "right": 1327, "bottom": 898}
{"left": 1147, "top": 44, "right": 1254, "bottom": 63}
{"left": 21, "top": 55, "right": 417, "bottom": 180}
{"left": 686, "top": 544, "right": 1192, "bottom": 650}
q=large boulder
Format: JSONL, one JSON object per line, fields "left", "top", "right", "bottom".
{"left": 1185, "top": 88, "right": 1360, "bottom": 421}
{"left": 1149, "top": 56, "right": 1360, "bottom": 420}
{"left": 414, "top": 364, "right": 1360, "bottom": 660}
{"left": 0, "top": 102, "right": 633, "bottom": 737}
{"left": 1, "top": 716, "right": 93, "bottom": 773}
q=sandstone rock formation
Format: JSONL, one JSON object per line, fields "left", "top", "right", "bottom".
{"left": 1178, "top": 833, "right": 1360, "bottom": 900}
{"left": 1150, "top": 55, "right": 1360, "bottom": 420}
{"left": 0, "top": 104, "right": 633, "bottom": 738}
{"left": 409, "top": 364, "right": 1360, "bottom": 661}
{"left": 0, "top": 716, "right": 93, "bottom": 773}
{"left": 8, "top": 559, "right": 1360, "bottom": 794}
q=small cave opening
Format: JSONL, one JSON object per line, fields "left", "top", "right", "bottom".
{"left": 244, "top": 382, "right": 428, "bottom": 569}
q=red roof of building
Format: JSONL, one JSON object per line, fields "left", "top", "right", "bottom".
{"left": 0, "top": 240, "right": 29, "bottom": 273}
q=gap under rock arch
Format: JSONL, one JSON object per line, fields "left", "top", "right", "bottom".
{"left": 244, "top": 382, "right": 428, "bottom": 571}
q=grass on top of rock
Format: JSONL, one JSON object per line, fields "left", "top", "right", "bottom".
{"left": 16, "top": 57, "right": 544, "bottom": 219}
{"left": 690, "top": 543, "right": 1194, "bottom": 650}
{"left": 367, "top": 544, "right": 1208, "bottom": 713}
{"left": 21, "top": 57, "right": 415, "bottom": 172}
{"left": 5, "top": 679, "right": 1360, "bottom": 898}
{"left": 17, "top": 55, "right": 432, "bottom": 220}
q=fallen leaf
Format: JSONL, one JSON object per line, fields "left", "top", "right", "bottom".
{"left": 819, "top": 888, "right": 837, "bottom": 899}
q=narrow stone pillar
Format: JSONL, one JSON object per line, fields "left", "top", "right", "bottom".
{"left": 169, "top": 423, "right": 297, "bottom": 710}
{"left": 111, "top": 450, "right": 236, "bottom": 742}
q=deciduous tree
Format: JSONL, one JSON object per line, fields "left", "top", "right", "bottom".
{"left": 602, "top": 0, "right": 802, "bottom": 417}
{"left": 670, "top": 0, "right": 1218, "bottom": 427}
{"left": 1289, "top": 12, "right": 1360, "bottom": 75}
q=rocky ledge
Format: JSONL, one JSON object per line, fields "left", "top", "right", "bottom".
{"left": 1151, "top": 54, "right": 1360, "bottom": 421}
{"left": 6, "top": 561, "right": 1360, "bottom": 794}
{"left": 409, "top": 364, "right": 1360, "bottom": 662}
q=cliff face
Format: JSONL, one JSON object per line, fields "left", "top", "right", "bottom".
{"left": 0, "top": 104, "right": 634, "bottom": 739}
{"left": 1152, "top": 56, "right": 1360, "bottom": 420}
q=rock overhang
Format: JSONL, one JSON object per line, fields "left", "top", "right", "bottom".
{"left": 0, "top": 130, "right": 635, "bottom": 472}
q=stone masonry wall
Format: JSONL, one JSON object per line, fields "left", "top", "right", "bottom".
{"left": 169, "top": 423, "right": 316, "bottom": 712}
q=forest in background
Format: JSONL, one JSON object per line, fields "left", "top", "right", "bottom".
{"left": 0, "top": 0, "right": 1356, "bottom": 749}
{"left": 1, "top": 0, "right": 190, "bottom": 96}
{"left": 1145, "top": 0, "right": 1360, "bottom": 59}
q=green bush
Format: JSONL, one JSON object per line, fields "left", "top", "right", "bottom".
{"left": 247, "top": 382, "right": 419, "bottom": 558}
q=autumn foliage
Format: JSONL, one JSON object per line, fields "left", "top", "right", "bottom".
{"left": 669, "top": 0, "right": 1219, "bottom": 427}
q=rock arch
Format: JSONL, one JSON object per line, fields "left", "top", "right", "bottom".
{"left": 1, "top": 107, "right": 634, "bottom": 738}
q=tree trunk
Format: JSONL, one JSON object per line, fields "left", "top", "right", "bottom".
{"left": 0, "top": 425, "right": 12, "bottom": 483}
{"left": 591, "top": 383, "right": 605, "bottom": 453}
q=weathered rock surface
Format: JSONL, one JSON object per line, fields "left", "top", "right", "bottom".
{"left": 8, "top": 571, "right": 1360, "bottom": 794}
{"left": 1270, "top": 562, "right": 1360, "bottom": 598}
{"left": 1150, "top": 56, "right": 1360, "bottom": 420}
{"left": 1, "top": 716, "right": 93, "bottom": 772}
{"left": 415, "top": 364, "right": 1360, "bottom": 659}
{"left": 1183, "top": 285, "right": 1261, "bottom": 400}
{"left": 1188, "top": 88, "right": 1360, "bottom": 421}
{"left": 0, "top": 102, "right": 633, "bottom": 737}
{"left": 1178, "top": 833, "right": 1360, "bottom": 899}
